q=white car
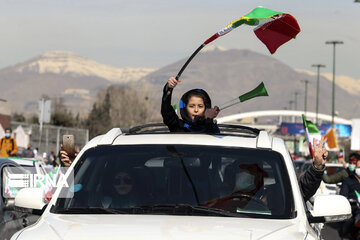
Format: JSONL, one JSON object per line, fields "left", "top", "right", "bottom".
{"left": 7, "top": 157, "right": 47, "bottom": 176}
{"left": 11, "top": 124, "right": 351, "bottom": 240}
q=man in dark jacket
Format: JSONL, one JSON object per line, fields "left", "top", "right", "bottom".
{"left": 338, "top": 155, "right": 360, "bottom": 238}
{"left": 322, "top": 153, "right": 360, "bottom": 184}
{"left": 22, "top": 143, "right": 35, "bottom": 158}
{"left": 299, "top": 137, "right": 328, "bottom": 201}
{"left": 340, "top": 154, "right": 360, "bottom": 200}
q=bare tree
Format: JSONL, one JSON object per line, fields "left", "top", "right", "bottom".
{"left": 108, "top": 84, "right": 160, "bottom": 128}
{"left": 88, "top": 83, "right": 161, "bottom": 136}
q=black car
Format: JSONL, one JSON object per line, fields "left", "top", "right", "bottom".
{"left": 0, "top": 158, "right": 40, "bottom": 240}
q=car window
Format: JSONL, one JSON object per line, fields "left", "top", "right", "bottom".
{"left": 53, "top": 145, "right": 294, "bottom": 219}
{"left": 1, "top": 164, "right": 27, "bottom": 200}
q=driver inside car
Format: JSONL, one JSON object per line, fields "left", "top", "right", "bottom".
{"left": 202, "top": 163, "right": 269, "bottom": 213}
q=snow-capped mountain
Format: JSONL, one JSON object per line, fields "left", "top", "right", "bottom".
{"left": 6, "top": 51, "right": 155, "bottom": 84}
{"left": 0, "top": 51, "right": 156, "bottom": 114}
{"left": 1, "top": 49, "right": 359, "bottom": 119}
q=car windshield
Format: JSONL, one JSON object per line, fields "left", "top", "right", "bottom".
{"left": 53, "top": 145, "right": 294, "bottom": 219}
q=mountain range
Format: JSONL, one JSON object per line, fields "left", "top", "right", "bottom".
{"left": 0, "top": 48, "right": 359, "bottom": 120}
{"left": 0, "top": 51, "right": 155, "bottom": 114}
{"left": 140, "top": 47, "right": 360, "bottom": 120}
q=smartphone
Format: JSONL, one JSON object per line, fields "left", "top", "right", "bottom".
{"left": 62, "top": 135, "right": 75, "bottom": 159}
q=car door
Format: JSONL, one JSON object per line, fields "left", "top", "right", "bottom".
{"left": 0, "top": 160, "right": 39, "bottom": 240}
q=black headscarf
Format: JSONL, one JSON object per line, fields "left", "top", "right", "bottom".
{"left": 179, "top": 88, "right": 212, "bottom": 132}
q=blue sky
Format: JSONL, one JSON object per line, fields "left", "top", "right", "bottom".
{"left": 1, "top": 0, "right": 359, "bottom": 78}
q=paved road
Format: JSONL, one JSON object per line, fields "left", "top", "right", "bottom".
{"left": 322, "top": 223, "right": 342, "bottom": 240}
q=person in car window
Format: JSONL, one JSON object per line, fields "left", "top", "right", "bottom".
{"left": 299, "top": 137, "right": 328, "bottom": 201}
{"left": 161, "top": 77, "right": 220, "bottom": 133}
{"left": 322, "top": 152, "right": 360, "bottom": 184}
{"left": 101, "top": 169, "right": 140, "bottom": 209}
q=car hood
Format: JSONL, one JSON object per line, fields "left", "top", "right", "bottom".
{"left": 15, "top": 214, "right": 308, "bottom": 240}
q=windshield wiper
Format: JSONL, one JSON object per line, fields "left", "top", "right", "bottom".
{"left": 166, "top": 146, "right": 200, "bottom": 205}
{"left": 55, "top": 207, "right": 128, "bottom": 214}
{"left": 128, "top": 204, "right": 243, "bottom": 217}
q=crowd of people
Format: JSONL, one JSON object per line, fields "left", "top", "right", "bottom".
{"left": 321, "top": 152, "right": 360, "bottom": 239}
{"left": 0, "top": 127, "right": 81, "bottom": 168}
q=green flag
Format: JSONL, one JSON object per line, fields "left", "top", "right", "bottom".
{"left": 239, "top": 82, "right": 268, "bottom": 102}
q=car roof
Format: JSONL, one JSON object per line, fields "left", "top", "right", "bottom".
{"left": 0, "top": 157, "right": 37, "bottom": 167}
{"left": 0, "top": 158, "right": 21, "bottom": 167}
{"left": 85, "top": 123, "right": 282, "bottom": 151}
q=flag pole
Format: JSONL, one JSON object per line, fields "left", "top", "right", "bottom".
{"left": 302, "top": 114, "right": 314, "bottom": 159}
{"left": 176, "top": 44, "right": 205, "bottom": 80}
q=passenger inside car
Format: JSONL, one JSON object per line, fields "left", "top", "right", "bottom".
{"left": 100, "top": 169, "right": 138, "bottom": 208}
{"left": 55, "top": 145, "right": 293, "bottom": 218}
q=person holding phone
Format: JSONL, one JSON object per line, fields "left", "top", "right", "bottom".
{"left": 60, "top": 135, "right": 77, "bottom": 167}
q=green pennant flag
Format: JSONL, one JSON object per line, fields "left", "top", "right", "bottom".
{"left": 219, "top": 82, "right": 269, "bottom": 110}
{"left": 239, "top": 82, "right": 269, "bottom": 102}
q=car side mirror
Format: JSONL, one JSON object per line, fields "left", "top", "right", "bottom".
{"left": 308, "top": 195, "right": 351, "bottom": 223}
{"left": 4, "top": 199, "right": 15, "bottom": 210}
{"left": 15, "top": 188, "right": 47, "bottom": 215}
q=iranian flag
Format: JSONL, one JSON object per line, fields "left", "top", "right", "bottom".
{"left": 302, "top": 114, "right": 322, "bottom": 158}
{"left": 204, "top": 7, "right": 300, "bottom": 54}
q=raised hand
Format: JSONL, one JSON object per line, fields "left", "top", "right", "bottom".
{"left": 60, "top": 144, "right": 77, "bottom": 167}
{"left": 167, "top": 77, "right": 181, "bottom": 89}
{"left": 313, "top": 136, "right": 328, "bottom": 170}
{"left": 204, "top": 106, "right": 220, "bottom": 119}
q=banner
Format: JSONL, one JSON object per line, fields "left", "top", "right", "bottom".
{"left": 351, "top": 119, "right": 360, "bottom": 151}
{"left": 280, "top": 122, "right": 352, "bottom": 137}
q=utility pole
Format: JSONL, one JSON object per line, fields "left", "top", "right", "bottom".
{"left": 301, "top": 80, "right": 310, "bottom": 117}
{"left": 288, "top": 100, "right": 294, "bottom": 111}
{"left": 294, "top": 91, "right": 299, "bottom": 111}
{"left": 325, "top": 40, "right": 343, "bottom": 128}
{"left": 311, "top": 64, "right": 326, "bottom": 125}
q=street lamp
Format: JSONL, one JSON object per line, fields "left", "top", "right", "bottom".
{"left": 325, "top": 40, "right": 343, "bottom": 127}
{"left": 311, "top": 64, "right": 326, "bottom": 125}
{"left": 288, "top": 100, "right": 294, "bottom": 110}
{"left": 301, "top": 80, "right": 310, "bottom": 117}
{"left": 294, "top": 91, "right": 299, "bottom": 111}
